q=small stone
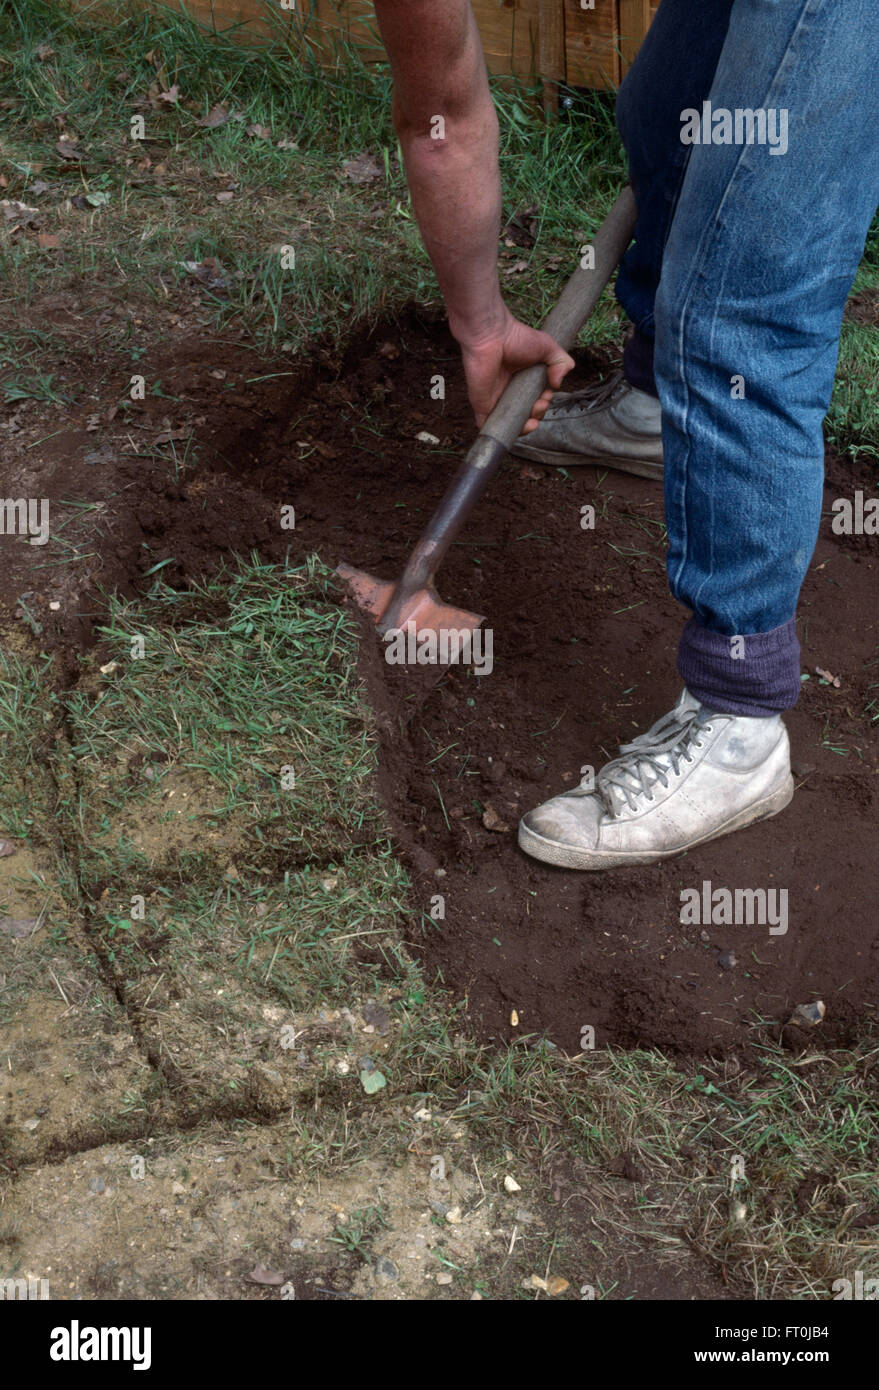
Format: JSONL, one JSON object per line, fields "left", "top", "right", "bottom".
{"left": 788, "top": 1000, "right": 826, "bottom": 1028}
{"left": 445, "top": 1206, "right": 463, "bottom": 1224}
{"left": 436, "top": 1272, "right": 453, "bottom": 1285}
{"left": 482, "top": 803, "right": 510, "bottom": 834}
{"left": 503, "top": 1175, "right": 521, "bottom": 1194}
{"left": 717, "top": 949, "right": 737, "bottom": 971}
{"left": 376, "top": 1256, "right": 398, "bottom": 1280}
{"left": 290, "top": 1238, "right": 305, "bottom": 1250}
{"left": 429, "top": 1199, "right": 450, "bottom": 1217}
{"left": 470, "top": 1290, "right": 483, "bottom": 1300}
{"left": 172, "top": 1181, "right": 186, "bottom": 1195}
{"left": 22, "top": 1117, "right": 40, "bottom": 1132}
{"left": 700, "top": 930, "right": 710, "bottom": 942}
{"left": 191, "top": 1219, "right": 203, "bottom": 1233}
{"left": 89, "top": 1178, "right": 106, "bottom": 1194}
{"left": 510, "top": 1010, "right": 519, "bottom": 1027}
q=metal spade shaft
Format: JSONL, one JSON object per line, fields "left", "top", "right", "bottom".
{"left": 337, "top": 185, "right": 638, "bottom": 636}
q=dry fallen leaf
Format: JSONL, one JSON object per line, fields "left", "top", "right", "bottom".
{"left": 343, "top": 152, "right": 382, "bottom": 184}
{"left": 246, "top": 123, "right": 272, "bottom": 140}
{"left": 178, "top": 257, "right": 231, "bottom": 292}
{"left": 36, "top": 43, "right": 55, "bottom": 61}
{"left": 547, "top": 1276, "right": 570, "bottom": 1296}
{"left": 157, "top": 83, "right": 180, "bottom": 105}
{"left": 56, "top": 137, "right": 80, "bottom": 160}
{"left": 0, "top": 839, "right": 20, "bottom": 858}
{"left": 1, "top": 199, "right": 40, "bottom": 227}
{"left": 36, "top": 232, "right": 60, "bottom": 249}
{"left": 196, "top": 104, "right": 230, "bottom": 129}
{"left": 215, "top": 191, "right": 234, "bottom": 204}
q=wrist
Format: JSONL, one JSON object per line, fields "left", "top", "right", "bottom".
{"left": 448, "top": 299, "right": 511, "bottom": 350}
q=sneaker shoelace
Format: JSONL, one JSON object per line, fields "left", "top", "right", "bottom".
{"left": 589, "top": 707, "right": 720, "bottom": 815}
{"left": 547, "top": 369, "right": 625, "bottom": 419}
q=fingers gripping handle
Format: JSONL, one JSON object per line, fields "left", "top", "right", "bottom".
{"left": 477, "top": 185, "right": 638, "bottom": 454}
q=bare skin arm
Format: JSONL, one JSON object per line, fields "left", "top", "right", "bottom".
{"left": 373, "top": 0, "right": 574, "bottom": 428}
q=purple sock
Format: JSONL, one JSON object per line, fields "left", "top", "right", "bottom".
{"left": 622, "top": 327, "right": 659, "bottom": 398}
{"left": 678, "top": 616, "right": 801, "bottom": 717}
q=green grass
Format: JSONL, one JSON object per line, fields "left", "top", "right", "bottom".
{"left": 59, "top": 557, "right": 386, "bottom": 893}
{"left": 0, "top": 0, "right": 625, "bottom": 357}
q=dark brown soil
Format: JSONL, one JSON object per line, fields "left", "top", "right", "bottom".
{"left": 4, "top": 302, "right": 878, "bottom": 1057}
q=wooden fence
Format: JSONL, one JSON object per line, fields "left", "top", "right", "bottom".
{"left": 93, "top": 1, "right": 660, "bottom": 97}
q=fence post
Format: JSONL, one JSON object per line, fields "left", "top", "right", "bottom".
{"left": 538, "top": 0, "right": 566, "bottom": 119}
{"left": 618, "top": 0, "right": 651, "bottom": 75}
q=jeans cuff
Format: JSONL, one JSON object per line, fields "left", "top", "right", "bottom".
{"left": 622, "top": 326, "right": 659, "bottom": 398}
{"left": 677, "top": 616, "right": 801, "bottom": 716}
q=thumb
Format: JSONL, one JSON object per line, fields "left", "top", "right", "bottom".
{"left": 543, "top": 341, "right": 575, "bottom": 392}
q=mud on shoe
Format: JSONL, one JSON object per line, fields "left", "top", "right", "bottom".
{"left": 518, "top": 689, "right": 794, "bottom": 870}
{"left": 511, "top": 370, "right": 663, "bottom": 480}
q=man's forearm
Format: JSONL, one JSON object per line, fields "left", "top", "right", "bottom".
{"left": 375, "top": 0, "right": 506, "bottom": 344}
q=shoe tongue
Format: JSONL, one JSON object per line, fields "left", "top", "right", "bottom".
{"left": 695, "top": 705, "right": 721, "bottom": 726}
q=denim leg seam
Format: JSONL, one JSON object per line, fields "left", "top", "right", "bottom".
{"left": 664, "top": 0, "right": 823, "bottom": 620}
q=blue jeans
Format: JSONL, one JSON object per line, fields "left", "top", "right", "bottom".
{"left": 614, "top": 0, "right": 879, "bottom": 716}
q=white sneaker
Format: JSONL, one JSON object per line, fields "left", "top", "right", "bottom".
{"left": 511, "top": 371, "right": 663, "bottom": 480}
{"left": 518, "top": 689, "right": 794, "bottom": 870}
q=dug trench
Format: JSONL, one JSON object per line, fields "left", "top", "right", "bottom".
{"left": 4, "top": 302, "right": 878, "bottom": 1059}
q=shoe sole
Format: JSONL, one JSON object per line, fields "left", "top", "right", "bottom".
{"left": 518, "top": 774, "right": 795, "bottom": 871}
{"left": 511, "top": 440, "right": 664, "bottom": 482}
